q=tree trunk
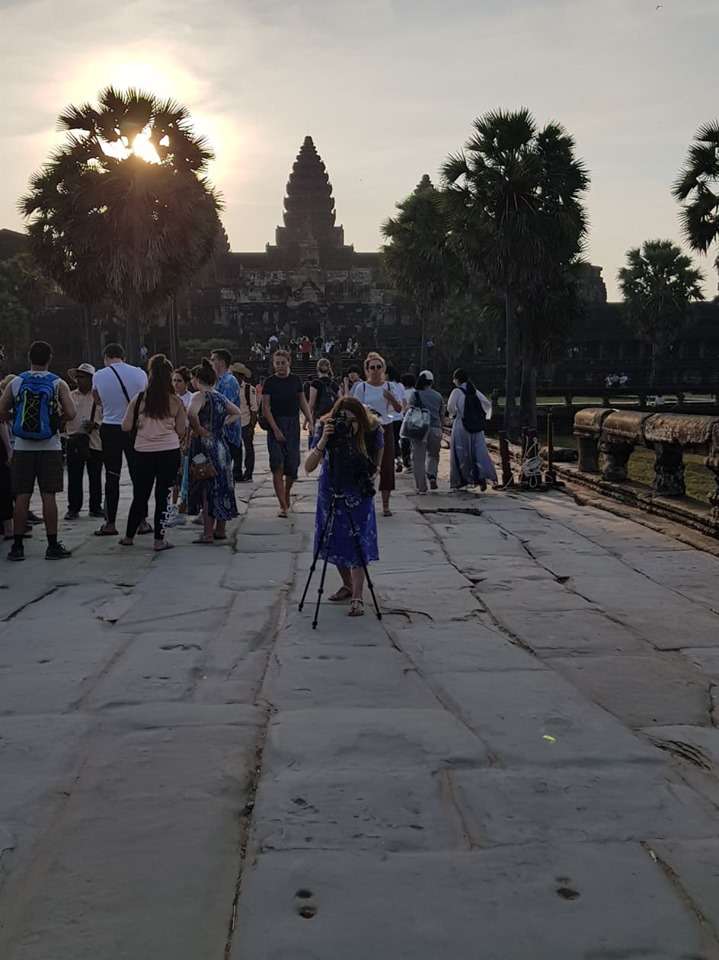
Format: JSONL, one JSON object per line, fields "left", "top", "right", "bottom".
{"left": 503, "top": 289, "right": 518, "bottom": 437}
{"left": 125, "top": 309, "right": 140, "bottom": 364}
{"left": 519, "top": 355, "right": 538, "bottom": 432}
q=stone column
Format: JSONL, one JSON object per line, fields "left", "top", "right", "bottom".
{"left": 653, "top": 442, "right": 686, "bottom": 497}
{"left": 599, "top": 437, "right": 635, "bottom": 482}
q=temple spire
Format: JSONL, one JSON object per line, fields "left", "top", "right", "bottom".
{"left": 274, "top": 136, "right": 346, "bottom": 254}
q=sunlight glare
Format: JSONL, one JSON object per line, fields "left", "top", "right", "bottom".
{"left": 132, "top": 130, "right": 161, "bottom": 163}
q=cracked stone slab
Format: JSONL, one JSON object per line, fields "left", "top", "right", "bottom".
{"left": 264, "top": 708, "right": 490, "bottom": 774}
{"left": 549, "top": 653, "right": 711, "bottom": 728}
{"left": 453, "top": 765, "right": 719, "bottom": 845}
{"left": 642, "top": 725, "right": 719, "bottom": 773}
{"left": 431, "top": 669, "right": 662, "bottom": 767}
{"left": 647, "top": 839, "right": 719, "bottom": 939}
{"left": 494, "top": 608, "right": 647, "bottom": 656}
{"left": 390, "top": 621, "right": 545, "bottom": 673}
{"left": 251, "top": 768, "right": 467, "bottom": 854}
{"left": 2, "top": 706, "right": 262, "bottom": 960}
{"left": 230, "top": 844, "right": 705, "bottom": 959}
{"left": 223, "top": 552, "right": 294, "bottom": 590}
{"left": 264, "top": 644, "right": 438, "bottom": 710}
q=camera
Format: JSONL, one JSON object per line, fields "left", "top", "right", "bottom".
{"left": 328, "top": 410, "right": 353, "bottom": 445}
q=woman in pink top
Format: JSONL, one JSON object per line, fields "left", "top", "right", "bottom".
{"left": 120, "top": 354, "right": 187, "bottom": 551}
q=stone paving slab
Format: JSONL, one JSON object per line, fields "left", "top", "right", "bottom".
{"left": 648, "top": 839, "right": 719, "bottom": 938}
{"left": 3, "top": 705, "right": 261, "bottom": 960}
{"left": 251, "top": 768, "right": 466, "bottom": 854}
{"left": 550, "top": 653, "right": 712, "bottom": 729}
{"left": 389, "top": 620, "right": 545, "bottom": 673}
{"left": 264, "top": 707, "right": 490, "bottom": 773}
{"left": 453, "top": 765, "right": 719, "bottom": 845}
{"left": 493, "top": 608, "right": 647, "bottom": 656}
{"left": 265, "top": 642, "right": 439, "bottom": 710}
{"left": 432, "top": 669, "right": 662, "bottom": 767}
{"left": 230, "top": 844, "right": 705, "bottom": 960}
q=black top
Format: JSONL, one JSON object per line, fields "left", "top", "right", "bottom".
{"left": 263, "top": 374, "right": 304, "bottom": 418}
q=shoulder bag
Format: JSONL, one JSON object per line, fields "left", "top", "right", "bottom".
{"left": 401, "top": 389, "right": 430, "bottom": 441}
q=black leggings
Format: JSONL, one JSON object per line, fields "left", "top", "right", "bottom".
{"left": 100, "top": 424, "right": 138, "bottom": 525}
{"left": 126, "top": 449, "right": 181, "bottom": 539}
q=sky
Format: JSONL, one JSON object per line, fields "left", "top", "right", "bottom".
{"left": 1, "top": 0, "right": 718, "bottom": 300}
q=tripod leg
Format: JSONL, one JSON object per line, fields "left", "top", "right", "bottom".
{"left": 299, "top": 496, "right": 334, "bottom": 611}
{"left": 312, "top": 501, "right": 337, "bottom": 630}
{"left": 345, "top": 502, "right": 382, "bottom": 621}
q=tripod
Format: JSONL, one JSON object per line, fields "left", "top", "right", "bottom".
{"left": 299, "top": 491, "right": 382, "bottom": 629}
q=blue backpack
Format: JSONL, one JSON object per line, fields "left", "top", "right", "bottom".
{"left": 12, "top": 372, "right": 60, "bottom": 441}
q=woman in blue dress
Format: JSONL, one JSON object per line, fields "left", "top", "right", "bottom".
{"left": 305, "top": 397, "right": 384, "bottom": 617}
{"left": 187, "top": 359, "right": 241, "bottom": 543}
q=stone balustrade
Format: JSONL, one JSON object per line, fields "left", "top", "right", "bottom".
{"left": 574, "top": 408, "right": 719, "bottom": 521}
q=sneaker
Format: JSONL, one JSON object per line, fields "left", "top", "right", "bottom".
{"left": 46, "top": 541, "right": 72, "bottom": 560}
{"left": 429, "top": 477, "right": 438, "bottom": 491}
{"left": 64, "top": 511, "right": 79, "bottom": 521}
{"left": 7, "top": 542, "right": 24, "bottom": 562}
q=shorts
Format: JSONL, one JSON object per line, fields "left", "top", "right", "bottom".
{"left": 11, "top": 449, "right": 64, "bottom": 495}
{"left": 267, "top": 416, "right": 301, "bottom": 479}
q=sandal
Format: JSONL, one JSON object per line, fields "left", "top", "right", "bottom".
{"left": 383, "top": 509, "right": 393, "bottom": 518}
{"left": 154, "top": 541, "right": 174, "bottom": 552}
{"left": 278, "top": 510, "right": 288, "bottom": 519}
{"left": 329, "top": 586, "right": 352, "bottom": 602}
{"left": 137, "top": 521, "right": 153, "bottom": 535}
{"left": 192, "top": 536, "right": 214, "bottom": 544}
{"left": 94, "top": 525, "right": 118, "bottom": 536}
{"left": 348, "top": 599, "right": 365, "bottom": 617}
{"left": 118, "top": 537, "right": 134, "bottom": 546}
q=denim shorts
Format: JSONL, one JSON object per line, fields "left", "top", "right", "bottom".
{"left": 267, "top": 416, "right": 301, "bottom": 479}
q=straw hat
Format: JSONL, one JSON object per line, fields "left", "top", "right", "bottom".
{"left": 230, "top": 362, "right": 251, "bottom": 380}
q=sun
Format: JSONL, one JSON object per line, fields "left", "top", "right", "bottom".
{"left": 131, "top": 130, "right": 161, "bottom": 164}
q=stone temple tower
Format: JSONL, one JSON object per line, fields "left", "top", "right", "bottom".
{"left": 272, "top": 136, "right": 351, "bottom": 262}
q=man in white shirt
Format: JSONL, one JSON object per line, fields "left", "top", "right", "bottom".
{"left": 92, "top": 342, "right": 148, "bottom": 536}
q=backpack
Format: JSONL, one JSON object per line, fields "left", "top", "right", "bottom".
{"left": 401, "top": 389, "right": 430, "bottom": 441}
{"left": 12, "top": 372, "right": 60, "bottom": 441}
{"left": 461, "top": 383, "right": 487, "bottom": 434}
{"left": 314, "top": 377, "right": 338, "bottom": 418}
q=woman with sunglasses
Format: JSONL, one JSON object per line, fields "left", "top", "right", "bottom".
{"left": 351, "top": 353, "right": 402, "bottom": 517}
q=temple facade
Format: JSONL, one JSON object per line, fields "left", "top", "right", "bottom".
{"left": 181, "top": 136, "right": 399, "bottom": 349}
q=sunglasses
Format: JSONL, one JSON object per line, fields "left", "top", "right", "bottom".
{"left": 368, "top": 364, "right": 383, "bottom": 370}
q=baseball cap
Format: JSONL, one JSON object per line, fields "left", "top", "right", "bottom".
{"left": 419, "top": 369, "right": 434, "bottom": 382}
{"left": 69, "top": 362, "right": 96, "bottom": 377}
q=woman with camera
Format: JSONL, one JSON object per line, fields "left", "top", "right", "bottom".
{"left": 305, "top": 397, "right": 384, "bottom": 617}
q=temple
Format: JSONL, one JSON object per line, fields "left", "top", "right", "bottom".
{"left": 201, "top": 135, "right": 394, "bottom": 343}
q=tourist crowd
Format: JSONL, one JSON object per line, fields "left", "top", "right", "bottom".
{"left": 0, "top": 339, "right": 495, "bottom": 608}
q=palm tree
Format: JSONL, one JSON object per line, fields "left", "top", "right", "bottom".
{"left": 618, "top": 239, "right": 704, "bottom": 386}
{"left": 673, "top": 121, "right": 719, "bottom": 286}
{"left": 21, "top": 87, "right": 223, "bottom": 360}
{"left": 442, "top": 108, "right": 589, "bottom": 432}
{"left": 381, "top": 174, "right": 459, "bottom": 367}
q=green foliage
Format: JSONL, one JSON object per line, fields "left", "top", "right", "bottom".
{"left": 0, "top": 253, "right": 53, "bottom": 357}
{"left": 673, "top": 121, "right": 719, "bottom": 277}
{"left": 618, "top": 239, "right": 704, "bottom": 383}
{"left": 20, "top": 86, "right": 224, "bottom": 358}
{"left": 381, "top": 174, "right": 459, "bottom": 316}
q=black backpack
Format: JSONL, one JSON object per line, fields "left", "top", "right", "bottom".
{"left": 461, "top": 383, "right": 486, "bottom": 434}
{"left": 314, "top": 377, "right": 338, "bottom": 417}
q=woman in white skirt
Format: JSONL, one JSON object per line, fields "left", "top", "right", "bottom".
{"left": 447, "top": 368, "right": 497, "bottom": 491}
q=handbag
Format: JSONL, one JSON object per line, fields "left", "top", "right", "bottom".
{"left": 190, "top": 394, "right": 217, "bottom": 481}
{"left": 401, "top": 390, "right": 430, "bottom": 441}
